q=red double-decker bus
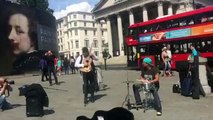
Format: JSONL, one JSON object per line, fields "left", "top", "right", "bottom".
{"left": 126, "top": 6, "right": 213, "bottom": 70}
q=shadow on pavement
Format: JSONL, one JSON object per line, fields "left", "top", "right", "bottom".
{"left": 44, "top": 109, "right": 55, "bottom": 116}
{"left": 94, "top": 94, "right": 107, "bottom": 101}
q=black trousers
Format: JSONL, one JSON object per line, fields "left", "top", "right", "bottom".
{"left": 133, "top": 84, "right": 162, "bottom": 112}
{"left": 83, "top": 71, "right": 95, "bottom": 103}
{"left": 48, "top": 66, "right": 58, "bottom": 85}
{"left": 191, "top": 67, "right": 200, "bottom": 99}
{"left": 41, "top": 68, "right": 48, "bottom": 81}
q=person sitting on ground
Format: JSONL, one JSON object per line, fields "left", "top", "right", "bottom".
{"left": 0, "top": 77, "right": 12, "bottom": 111}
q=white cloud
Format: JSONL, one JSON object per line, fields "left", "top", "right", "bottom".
{"left": 53, "top": 2, "right": 93, "bottom": 19}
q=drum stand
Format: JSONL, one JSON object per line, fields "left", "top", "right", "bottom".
{"left": 122, "top": 67, "right": 134, "bottom": 110}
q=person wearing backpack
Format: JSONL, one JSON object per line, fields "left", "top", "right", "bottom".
{"left": 75, "top": 47, "right": 97, "bottom": 106}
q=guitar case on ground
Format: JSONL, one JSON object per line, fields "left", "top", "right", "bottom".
{"left": 26, "top": 96, "right": 43, "bottom": 117}
{"left": 181, "top": 73, "right": 192, "bottom": 96}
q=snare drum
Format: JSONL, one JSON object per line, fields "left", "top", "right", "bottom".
{"left": 144, "top": 83, "right": 151, "bottom": 91}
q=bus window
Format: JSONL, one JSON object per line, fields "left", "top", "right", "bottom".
{"left": 140, "top": 45, "right": 148, "bottom": 55}
{"left": 198, "top": 12, "right": 213, "bottom": 23}
{"left": 204, "top": 40, "right": 213, "bottom": 52}
{"left": 201, "top": 16, "right": 208, "bottom": 23}
{"left": 171, "top": 20, "right": 179, "bottom": 28}
{"left": 188, "top": 19, "right": 194, "bottom": 25}
{"left": 179, "top": 19, "right": 187, "bottom": 26}
{"left": 128, "top": 46, "right": 137, "bottom": 61}
{"left": 149, "top": 44, "right": 161, "bottom": 55}
{"left": 128, "top": 28, "right": 136, "bottom": 35}
{"left": 180, "top": 43, "right": 188, "bottom": 53}
{"left": 173, "top": 43, "right": 180, "bottom": 54}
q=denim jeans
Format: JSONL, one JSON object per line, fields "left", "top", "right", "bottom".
{"left": 164, "top": 61, "right": 171, "bottom": 72}
{"left": 0, "top": 95, "right": 11, "bottom": 110}
{"left": 132, "top": 83, "right": 162, "bottom": 112}
{"left": 0, "top": 95, "right": 6, "bottom": 109}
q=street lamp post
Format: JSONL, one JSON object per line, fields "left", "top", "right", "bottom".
{"left": 102, "top": 44, "right": 109, "bottom": 70}
{"left": 192, "top": 0, "right": 195, "bottom": 9}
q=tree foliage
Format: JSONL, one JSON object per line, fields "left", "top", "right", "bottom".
{"left": 18, "top": 0, "right": 53, "bottom": 14}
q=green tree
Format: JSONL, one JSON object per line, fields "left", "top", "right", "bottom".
{"left": 18, "top": 0, "right": 53, "bottom": 14}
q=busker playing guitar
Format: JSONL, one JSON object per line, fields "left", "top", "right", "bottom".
{"left": 75, "top": 46, "right": 98, "bottom": 106}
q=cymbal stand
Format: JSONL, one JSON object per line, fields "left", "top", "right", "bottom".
{"left": 122, "top": 67, "right": 132, "bottom": 109}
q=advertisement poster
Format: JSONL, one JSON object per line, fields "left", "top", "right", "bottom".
{"left": 191, "top": 23, "right": 213, "bottom": 36}
{"left": 0, "top": 1, "right": 58, "bottom": 75}
{"left": 166, "top": 28, "right": 191, "bottom": 39}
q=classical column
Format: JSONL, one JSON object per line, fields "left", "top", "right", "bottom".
{"left": 142, "top": 6, "right": 148, "bottom": 22}
{"left": 106, "top": 17, "right": 113, "bottom": 56}
{"left": 168, "top": 4, "right": 173, "bottom": 15}
{"left": 96, "top": 20, "right": 102, "bottom": 58}
{"left": 117, "top": 14, "right": 124, "bottom": 56}
{"left": 158, "top": 1, "right": 164, "bottom": 17}
{"left": 129, "top": 10, "right": 134, "bottom": 25}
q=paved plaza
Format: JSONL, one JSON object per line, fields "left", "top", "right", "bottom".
{"left": 1, "top": 67, "right": 213, "bottom": 120}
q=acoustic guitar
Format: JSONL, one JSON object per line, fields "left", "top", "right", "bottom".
{"left": 79, "top": 42, "right": 94, "bottom": 73}
{"left": 79, "top": 56, "right": 93, "bottom": 73}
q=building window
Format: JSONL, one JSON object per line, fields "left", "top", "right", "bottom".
{"left": 71, "top": 41, "right": 73, "bottom": 49}
{"left": 61, "top": 45, "right": 63, "bottom": 51}
{"left": 101, "top": 30, "right": 104, "bottom": 36}
{"left": 58, "top": 39, "right": 60, "bottom": 43}
{"left": 85, "top": 39, "right": 89, "bottom": 47}
{"left": 75, "top": 40, "right": 79, "bottom": 48}
{"left": 68, "top": 42, "right": 70, "bottom": 50}
{"left": 83, "top": 14, "right": 86, "bottom": 19}
{"left": 73, "top": 14, "right": 76, "bottom": 18}
{"left": 76, "top": 52, "right": 79, "bottom": 56}
{"left": 93, "top": 23, "right": 95, "bottom": 27}
{"left": 58, "top": 46, "right": 60, "bottom": 51}
{"left": 85, "top": 30, "right": 87, "bottom": 35}
{"left": 61, "top": 38, "right": 63, "bottom": 43}
{"left": 75, "top": 30, "right": 78, "bottom": 35}
{"left": 93, "top": 30, "right": 96, "bottom": 36}
{"left": 94, "top": 40, "right": 98, "bottom": 48}
{"left": 67, "top": 33, "right": 69, "bottom": 38}
{"left": 84, "top": 22, "right": 86, "bottom": 27}
{"left": 94, "top": 51, "right": 98, "bottom": 57}
{"left": 102, "top": 40, "right": 105, "bottom": 46}
{"left": 74, "top": 22, "right": 77, "bottom": 26}
{"left": 92, "top": 16, "right": 94, "bottom": 19}
{"left": 101, "top": 23, "right": 103, "bottom": 27}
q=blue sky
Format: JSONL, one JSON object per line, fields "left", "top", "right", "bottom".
{"left": 49, "top": 0, "right": 100, "bottom": 19}
{"left": 49, "top": 0, "right": 100, "bottom": 12}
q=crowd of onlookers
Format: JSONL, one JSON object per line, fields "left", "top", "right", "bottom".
{"left": 39, "top": 52, "right": 78, "bottom": 80}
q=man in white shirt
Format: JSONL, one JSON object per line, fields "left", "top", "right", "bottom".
{"left": 166, "top": 44, "right": 172, "bottom": 61}
{"left": 167, "top": 44, "right": 172, "bottom": 76}
{"left": 75, "top": 47, "right": 97, "bottom": 106}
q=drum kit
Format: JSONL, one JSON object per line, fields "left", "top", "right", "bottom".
{"left": 122, "top": 79, "right": 153, "bottom": 111}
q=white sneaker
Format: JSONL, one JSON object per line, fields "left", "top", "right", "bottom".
{"left": 156, "top": 112, "right": 162, "bottom": 116}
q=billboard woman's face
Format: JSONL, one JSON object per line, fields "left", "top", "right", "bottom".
{"left": 8, "top": 13, "right": 34, "bottom": 55}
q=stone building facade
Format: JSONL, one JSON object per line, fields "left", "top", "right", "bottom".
{"left": 56, "top": 12, "right": 107, "bottom": 59}
{"left": 92, "top": 0, "right": 212, "bottom": 57}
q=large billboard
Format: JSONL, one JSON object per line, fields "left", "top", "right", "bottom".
{"left": 0, "top": 1, "right": 58, "bottom": 75}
